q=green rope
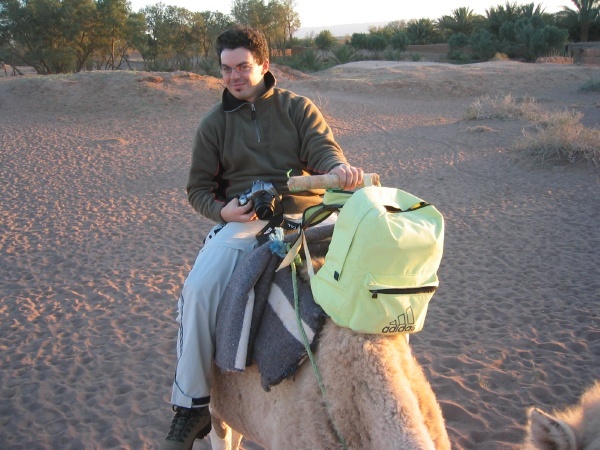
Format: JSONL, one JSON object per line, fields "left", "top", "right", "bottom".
{"left": 291, "top": 260, "right": 348, "bottom": 450}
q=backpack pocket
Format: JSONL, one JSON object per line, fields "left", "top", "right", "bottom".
{"left": 347, "top": 275, "right": 437, "bottom": 334}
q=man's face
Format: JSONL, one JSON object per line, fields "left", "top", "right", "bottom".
{"left": 220, "top": 47, "right": 269, "bottom": 103}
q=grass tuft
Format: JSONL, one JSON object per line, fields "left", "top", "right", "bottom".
{"left": 516, "top": 120, "right": 600, "bottom": 166}
{"left": 466, "top": 125, "right": 497, "bottom": 133}
{"left": 463, "top": 94, "right": 543, "bottom": 121}
{"left": 465, "top": 94, "right": 599, "bottom": 167}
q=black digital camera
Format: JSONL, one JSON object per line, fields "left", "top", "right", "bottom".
{"left": 238, "top": 180, "right": 281, "bottom": 220}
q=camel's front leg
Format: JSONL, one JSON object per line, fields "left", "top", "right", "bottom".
{"left": 202, "top": 415, "right": 243, "bottom": 450}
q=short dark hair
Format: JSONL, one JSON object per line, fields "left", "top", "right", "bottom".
{"left": 215, "top": 25, "right": 269, "bottom": 64}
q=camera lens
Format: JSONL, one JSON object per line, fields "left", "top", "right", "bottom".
{"left": 254, "top": 195, "right": 276, "bottom": 220}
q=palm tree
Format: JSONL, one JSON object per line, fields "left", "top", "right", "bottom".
{"left": 314, "top": 30, "right": 337, "bottom": 60}
{"left": 437, "top": 7, "right": 485, "bottom": 38}
{"left": 406, "top": 18, "right": 438, "bottom": 44}
{"left": 558, "top": 0, "right": 600, "bottom": 42}
{"left": 486, "top": 1, "right": 522, "bottom": 36}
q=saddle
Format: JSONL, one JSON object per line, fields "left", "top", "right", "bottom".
{"left": 214, "top": 224, "right": 333, "bottom": 391}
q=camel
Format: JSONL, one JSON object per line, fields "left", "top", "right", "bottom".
{"left": 207, "top": 314, "right": 450, "bottom": 449}
{"left": 203, "top": 205, "right": 449, "bottom": 450}
{"left": 523, "top": 380, "right": 600, "bottom": 450}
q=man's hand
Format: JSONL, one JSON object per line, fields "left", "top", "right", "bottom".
{"left": 329, "top": 164, "right": 364, "bottom": 190}
{"left": 220, "top": 197, "right": 257, "bottom": 223}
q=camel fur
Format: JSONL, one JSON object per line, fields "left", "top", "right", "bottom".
{"left": 523, "top": 380, "right": 600, "bottom": 450}
{"left": 208, "top": 320, "right": 450, "bottom": 449}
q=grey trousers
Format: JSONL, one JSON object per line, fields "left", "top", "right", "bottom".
{"left": 170, "top": 220, "right": 268, "bottom": 407}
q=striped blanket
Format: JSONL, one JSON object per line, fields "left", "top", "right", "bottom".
{"left": 214, "top": 224, "right": 333, "bottom": 391}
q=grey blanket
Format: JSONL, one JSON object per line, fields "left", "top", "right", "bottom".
{"left": 214, "top": 224, "right": 333, "bottom": 391}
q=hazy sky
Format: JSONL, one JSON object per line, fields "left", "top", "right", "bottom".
{"left": 127, "top": 0, "right": 572, "bottom": 28}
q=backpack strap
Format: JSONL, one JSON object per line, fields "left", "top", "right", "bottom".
{"left": 281, "top": 177, "right": 384, "bottom": 274}
{"left": 277, "top": 229, "right": 304, "bottom": 271}
{"left": 277, "top": 195, "right": 347, "bottom": 272}
{"left": 277, "top": 203, "right": 338, "bottom": 272}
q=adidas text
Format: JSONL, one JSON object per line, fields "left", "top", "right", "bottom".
{"left": 381, "top": 307, "right": 415, "bottom": 333}
{"left": 381, "top": 324, "right": 416, "bottom": 333}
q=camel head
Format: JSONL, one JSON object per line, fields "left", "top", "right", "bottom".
{"left": 523, "top": 381, "right": 600, "bottom": 450}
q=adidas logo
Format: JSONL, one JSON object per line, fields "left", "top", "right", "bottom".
{"left": 381, "top": 306, "right": 416, "bottom": 333}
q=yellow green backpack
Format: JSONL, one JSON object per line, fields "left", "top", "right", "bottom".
{"left": 283, "top": 185, "right": 444, "bottom": 335}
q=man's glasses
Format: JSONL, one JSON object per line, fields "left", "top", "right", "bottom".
{"left": 220, "top": 63, "right": 256, "bottom": 76}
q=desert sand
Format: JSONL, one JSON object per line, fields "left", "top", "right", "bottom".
{"left": 1, "top": 60, "right": 599, "bottom": 449}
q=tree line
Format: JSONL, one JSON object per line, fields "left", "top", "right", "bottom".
{"left": 0, "top": 0, "right": 299, "bottom": 74}
{"left": 343, "top": 1, "right": 599, "bottom": 63}
{"left": 0, "top": 0, "right": 598, "bottom": 75}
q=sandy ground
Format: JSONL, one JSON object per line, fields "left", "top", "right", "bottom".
{"left": 1, "top": 60, "right": 599, "bottom": 449}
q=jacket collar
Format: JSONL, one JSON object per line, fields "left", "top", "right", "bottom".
{"left": 222, "top": 71, "right": 276, "bottom": 112}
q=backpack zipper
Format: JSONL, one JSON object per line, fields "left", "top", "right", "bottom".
{"left": 251, "top": 104, "right": 261, "bottom": 142}
{"left": 385, "top": 201, "right": 430, "bottom": 213}
{"left": 370, "top": 286, "right": 437, "bottom": 298}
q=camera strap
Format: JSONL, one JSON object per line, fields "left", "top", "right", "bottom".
{"left": 255, "top": 214, "right": 300, "bottom": 245}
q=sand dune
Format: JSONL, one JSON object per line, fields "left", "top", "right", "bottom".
{"left": 1, "top": 60, "right": 599, "bottom": 449}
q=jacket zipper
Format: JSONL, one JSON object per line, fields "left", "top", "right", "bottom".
{"left": 251, "top": 104, "right": 261, "bottom": 142}
{"left": 370, "top": 286, "right": 437, "bottom": 298}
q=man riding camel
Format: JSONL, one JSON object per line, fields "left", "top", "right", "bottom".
{"left": 159, "top": 24, "right": 363, "bottom": 450}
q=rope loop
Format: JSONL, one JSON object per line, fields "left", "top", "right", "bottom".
{"left": 291, "top": 260, "right": 348, "bottom": 450}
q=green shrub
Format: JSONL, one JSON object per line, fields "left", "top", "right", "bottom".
{"left": 469, "top": 29, "right": 499, "bottom": 61}
{"left": 366, "top": 34, "right": 388, "bottom": 52}
{"left": 530, "top": 26, "right": 569, "bottom": 60}
{"left": 196, "top": 57, "right": 220, "bottom": 78}
{"left": 448, "top": 32, "right": 470, "bottom": 51}
{"left": 448, "top": 50, "right": 470, "bottom": 62}
{"left": 383, "top": 49, "right": 403, "bottom": 61}
{"left": 274, "top": 50, "right": 326, "bottom": 72}
{"left": 459, "top": 53, "right": 472, "bottom": 63}
{"left": 390, "top": 31, "right": 409, "bottom": 52}
{"left": 581, "top": 79, "right": 600, "bottom": 92}
{"left": 350, "top": 33, "right": 368, "bottom": 49}
{"left": 331, "top": 45, "right": 358, "bottom": 64}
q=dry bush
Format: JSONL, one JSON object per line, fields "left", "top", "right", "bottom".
{"left": 171, "top": 72, "right": 203, "bottom": 80}
{"left": 491, "top": 52, "right": 510, "bottom": 61}
{"left": 138, "top": 75, "right": 164, "bottom": 83}
{"left": 535, "top": 56, "right": 573, "bottom": 64}
{"left": 463, "top": 94, "right": 545, "bottom": 121}
{"left": 516, "top": 119, "right": 600, "bottom": 167}
{"left": 465, "top": 94, "right": 600, "bottom": 166}
{"left": 466, "top": 125, "right": 497, "bottom": 133}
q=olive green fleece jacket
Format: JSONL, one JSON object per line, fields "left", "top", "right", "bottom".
{"left": 186, "top": 71, "right": 348, "bottom": 223}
